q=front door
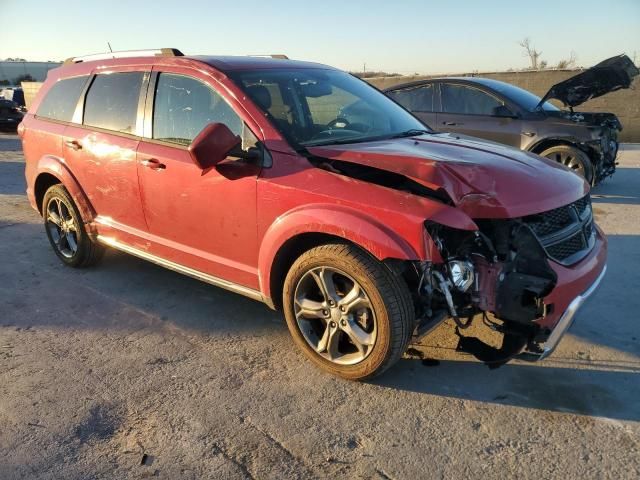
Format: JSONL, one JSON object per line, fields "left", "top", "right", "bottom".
{"left": 437, "top": 83, "right": 522, "bottom": 147}
{"left": 136, "top": 70, "right": 261, "bottom": 288}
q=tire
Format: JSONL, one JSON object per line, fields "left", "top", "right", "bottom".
{"left": 282, "top": 243, "right": 414, "bottom": 380}
{"left": 539, "top": 145, "right": 594, "bottom": 185}
{"left": 42, "top": 184, "right": 104, "bottom": 268}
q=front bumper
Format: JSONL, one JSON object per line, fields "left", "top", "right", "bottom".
{"left": 535, "top": 264, "right": 606, "bottom": 359}
{"left": 522, "top": 226, "right": 607, "bottom": 360}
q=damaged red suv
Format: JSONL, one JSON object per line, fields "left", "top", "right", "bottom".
{"left": 20, "top": 49, "right": 607, "bottom": 379}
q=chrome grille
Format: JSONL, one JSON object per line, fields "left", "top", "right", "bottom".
{"left": 523, "top": 194, "right": 595, "bottom": 265}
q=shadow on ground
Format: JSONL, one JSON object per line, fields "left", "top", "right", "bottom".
{"left": 375, "top": 357, "right": 640, "bottom": 422}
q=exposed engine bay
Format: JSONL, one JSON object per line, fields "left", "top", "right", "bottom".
{"left": 310, "top": 154, "right": 596, "bottom": 367}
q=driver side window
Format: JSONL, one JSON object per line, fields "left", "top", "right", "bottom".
{"left": 153, "top": 73, "right": 243, "bottom": 145}
{"left": 441, "top": 84, "right": 502, "bottom": 115}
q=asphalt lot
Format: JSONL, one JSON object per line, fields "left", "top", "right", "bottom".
{"left": 0, "top": 132, "right": 638, "bottom": 479}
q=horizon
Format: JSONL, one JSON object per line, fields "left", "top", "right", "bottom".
{"left": 1, "top": 0, "right": 639, "bottom": 75}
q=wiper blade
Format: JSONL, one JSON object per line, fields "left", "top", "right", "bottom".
{"left": 390, "top": 129, "right": 431, "bottom": 138}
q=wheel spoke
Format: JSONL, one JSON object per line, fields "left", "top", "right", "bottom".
{"left": 47, "top": 210, "right": 62, "bottom": 227}
{"left": 66, "top": 217, "right": 77, "bottom": 232}
{"left": 310, "top": 268, "right": 338, "bottom": 304}
{"left": 295, "top": 297, "right": 326, "bottom": 319}
{"left": 57, "top": 232, "right": 67, "bottom": 250}
{"left": 66, "top": 232, "right": 78, "bottom": 253}
{"left": 342, "top": 318, "right": 374, "bottom": 354}
{"left": 338, "top": 283, "right": 367, "bottom": 314}
{"left": 325, "top": 325, "right": 341, "bottom": 360}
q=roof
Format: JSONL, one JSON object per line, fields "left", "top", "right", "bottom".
{"left": 384, "top": 76, "right": 515, "bottom": 91}
{"left": 187, "top": 55, "right": 333, "bottom": 72}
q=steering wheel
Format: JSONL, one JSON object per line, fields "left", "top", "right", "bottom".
{"left": 326, "top": 117, "right": 352, "bottom": 130}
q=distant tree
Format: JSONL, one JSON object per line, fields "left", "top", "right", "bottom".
{"left": 0, "top": 79, "right": 10, "bottom": 86}
{"left": 556, "top": 51, "right": 577, "bottom": 69}
{"left": 4, "top": 57, "right": 27, "bottom": 62}
{"left": 518, "top": 37, "right": 543, "bottom": 70}
{"left": 14, "top": 74, "right": 35, "bottom": 84}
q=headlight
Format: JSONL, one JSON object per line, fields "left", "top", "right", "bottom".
{"left": 448, "top": 260, "right": 474, "bottom": 292}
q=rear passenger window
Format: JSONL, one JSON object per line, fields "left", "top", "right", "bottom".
{"left": 36, "top": 76, "right": 88, "bottom": 122}
{"left": 387, "top": 84, "right": 434, "bottom": 112}
{"left": 153, "top": 73, "right": 242, "bottom": 145}
{"left": 83, "top": 72, "right": 143, "bottom": 134}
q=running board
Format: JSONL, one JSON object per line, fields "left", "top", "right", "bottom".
{"left": 97, "top": 235, "right": 264, "bottom": 303}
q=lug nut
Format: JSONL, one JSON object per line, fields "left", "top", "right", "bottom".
{"left": 330, "top": 321, "right": 336, "bottom": 328}
{"left": 323, "top": 310, "right": 329, "bottom": 316}
{"left": 340, "top": 319, "right": 346, "bottom": 326}
{"left": 340, "top": 306, "right": 345, "bottom": 312}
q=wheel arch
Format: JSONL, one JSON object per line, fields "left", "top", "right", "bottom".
{"left": 33, "top": 156, "right": 96, "bottom": 223}
{"left": 258, "top": 205, "right": 427, "bottom": 309}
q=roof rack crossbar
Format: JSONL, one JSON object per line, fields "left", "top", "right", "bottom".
{"left": 64, "top": 48, "right": 184, "bottom": 64}
{"left": 248, "top": 54, "right": 289, "bottom": 60}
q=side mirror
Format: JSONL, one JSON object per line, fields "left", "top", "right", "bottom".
{"left": 492, "top": 105, "right": 517, "bottom": 118}
{"left": 188, "top": 122, "right": 241, "bottom": 169}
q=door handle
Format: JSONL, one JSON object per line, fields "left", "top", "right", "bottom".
{"left": 442, "top": 121, "right": 460, "bottom": 126}
{"left": 64, "top": 139, "right": 82, "bottom": 150}
{"left": 140, "top": 158, "right": 166, "bottom": 170}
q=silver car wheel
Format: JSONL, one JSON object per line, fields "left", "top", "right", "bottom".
{"left": 46, "top": 197, "right": 78, "bottom": 259}
{"left": 293, "top": 266, "right": 377, "bottom": 365}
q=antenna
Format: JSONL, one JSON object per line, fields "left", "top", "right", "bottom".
{"left": 107, "top": 42, "right": 113, "bottom": 53}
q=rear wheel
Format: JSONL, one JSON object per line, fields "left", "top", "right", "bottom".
{"left": 42, "top": 184, "right": 104, "bottom": 268}
{"left": 282, "top": 243, "right": 414, "bottom": 380}
{"left": 540, "top": 145, "right": 594, "bottom": 184}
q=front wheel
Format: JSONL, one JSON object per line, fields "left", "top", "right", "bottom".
{"left": 540, "top": 145, "right": 594, "bottom": 185}
{"left": 282, "top": 243, "right": 414, "bottom": 380}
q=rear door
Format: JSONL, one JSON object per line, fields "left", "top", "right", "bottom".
{"left": 135, "top": 68, "right": 261, "bottom": 288}
{"left": 386, "top": 83, "right": 437, "bottom": 129}
{"left": 437, "top": 82, "right": 522, "bottom": 146}
{"left": 62, "top": 67, "right": 149, "bottom": 234}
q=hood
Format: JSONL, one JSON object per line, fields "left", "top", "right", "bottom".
{"left": 537, "top": 54, "right": 639, "bottom": 109}
{"left": 307, "top": 133, "right": 588, "bottom": 219}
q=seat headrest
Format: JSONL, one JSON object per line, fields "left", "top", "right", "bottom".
{"left": 246, "top": 85, "right": 272, "bottom": 111}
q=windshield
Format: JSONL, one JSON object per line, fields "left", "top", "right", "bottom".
{"left": 229, "top": 68, "right": 429, "bottom": 147}
{"left": 480, "top": 80, "right": 560, "bottom": 112}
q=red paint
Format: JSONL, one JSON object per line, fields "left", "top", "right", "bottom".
{"left": 22, "top": 54, "right": 606, "bottom": 320}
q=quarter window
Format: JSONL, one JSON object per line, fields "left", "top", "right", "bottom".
{"left": 83, "top": 72, "right": 144, "bottom": 134}
{"left": 441, "top": 84, "right": 502, "bottom": 115}
{"left": 36, "top": 76, "right": 89, "bottom": 122}
{"left": 387, "top": 84, "right": 434, "bottom": 112}
{"left": 153, "top": 73, "right": 242, "bottom": 145}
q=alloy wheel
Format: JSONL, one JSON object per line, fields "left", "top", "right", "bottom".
{"left": 547, "top": 150, "right": 586, "bottom": 177}
{"left": 45, "top": 197, "right": 79, "bottom": 259}
{"left": 293, "top": 266, "right": 377, "bottom": 365}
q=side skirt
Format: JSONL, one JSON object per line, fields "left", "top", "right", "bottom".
{"left": 96, "top": 235, "right": 265, "bottom": 303}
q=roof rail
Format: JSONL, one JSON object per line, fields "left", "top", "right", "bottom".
{"left": 249, "top": 54, "right": 289, "bottom": 60}
{"left": 64, "top": 48, "right": 184, "bottom": 64}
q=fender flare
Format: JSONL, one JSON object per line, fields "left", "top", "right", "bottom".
{"left": 257, "top": 204, "right": 425, "bottom": 299}
{"left": 526, "top": 136, "right": 581, "bottom": 154}
{"left": 34, "top": 155, "right": 96, "bottom": 223}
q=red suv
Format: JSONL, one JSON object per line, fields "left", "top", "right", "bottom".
{"left": 20, "top": 49, "right": 606, "bottom": 379}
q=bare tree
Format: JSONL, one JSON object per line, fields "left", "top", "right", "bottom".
{"left": 557, "top": 51, "right": 577, "bottom": 69}
{"left": 519, "top": 37, "right": 543, "bottom": 70}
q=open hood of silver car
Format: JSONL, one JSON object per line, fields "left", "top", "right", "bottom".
{"left": 537, "top": 54, "right": 639, "bottom": 109}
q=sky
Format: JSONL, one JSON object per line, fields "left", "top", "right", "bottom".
{"left": 1, "top": 0, "right": 639, "bottom": 74}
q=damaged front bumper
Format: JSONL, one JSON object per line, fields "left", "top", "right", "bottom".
{"left": 522, "top": 263, "right": 606, "bottom": 361}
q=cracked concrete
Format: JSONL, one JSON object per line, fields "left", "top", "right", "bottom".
{"left": 0, "top": 133, "right": 639, "bottom": 479}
